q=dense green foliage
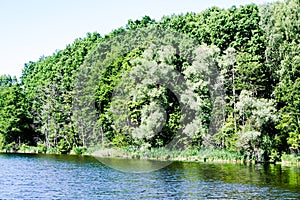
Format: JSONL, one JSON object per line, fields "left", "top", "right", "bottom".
{"left": 0, "top": 0, "right": 299, "bottom": 162}
{"left": 0, "top": 75, "right": 36, "bottom": 150}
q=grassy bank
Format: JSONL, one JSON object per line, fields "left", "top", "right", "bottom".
{"left": 2, "top": 144, "right": 300, "bottom": 166}
{"left": 91, "top": 146, "right": 251, "bottom": 164}
{"left": 90, "top": 146, "right": 300, "bottom": 165}
{"left": 0, "top": 144, "right": 87, "bottom": 155}
{"left": 280, "top": 153, "right": 300, "bottom": 166}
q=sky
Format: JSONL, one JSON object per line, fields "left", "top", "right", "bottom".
{"left": 0, "top": 0, "right": 278, "bottom": 78}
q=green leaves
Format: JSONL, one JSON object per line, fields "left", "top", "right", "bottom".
{"left": 0, "top": 75, "right": 34, "bottom": 147}
{"left": 0, "top": 1, "right": 297, "bottom": 161}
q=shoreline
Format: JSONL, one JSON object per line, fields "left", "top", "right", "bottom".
{"left": 91, "top": 148, "right": 300, "bottom": 166}
{"left": 2, "top": 148, "right": 299, "bottom": 167}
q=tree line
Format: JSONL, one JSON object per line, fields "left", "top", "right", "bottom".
{"left": 0, "top": 0, "right": 299, "bottom": 162}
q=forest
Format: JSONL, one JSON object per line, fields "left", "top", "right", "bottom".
{"left": 0, "top": 0, "right": 299, "bottom": 163}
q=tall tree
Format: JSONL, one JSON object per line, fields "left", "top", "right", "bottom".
{"left": 0, "top": 75, "right": 35, "bottom": 148}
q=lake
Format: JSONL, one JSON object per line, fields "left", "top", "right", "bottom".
{"left": 0, "top": 153, "right": 299, "bottom": 199}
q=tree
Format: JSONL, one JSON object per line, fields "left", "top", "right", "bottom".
{"left": 235, "top": 90, "right": 278, "bottom": 161}
{"left": 0, "top": 75, "right": 35, "bottom": 149}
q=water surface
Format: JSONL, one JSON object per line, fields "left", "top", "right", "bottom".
{"left": 0, "top": 153, "right": 299, "bottom": 199}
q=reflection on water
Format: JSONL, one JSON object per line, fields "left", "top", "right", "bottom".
{"left": 95, "top": 156, "right": 172, "bottom": 173}
{"left": 0, "top": 153, "right": 299, "bottom": 199}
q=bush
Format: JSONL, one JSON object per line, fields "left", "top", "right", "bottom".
{"left": 73, "top": 146, "right": 87, "bottom": 155}
{"left": 111, "top": 134, "right": 130, "bottom": 148}
{"left": 0, "top": 134, "right": 4, "bottom": 150}
{"left": 37, "top": 142, "right": 47, "bottom": 153}
{"left": 281, "top": 153, "right": 300, "bottom": 163}
{"left": 19, "top": 144, "right": 29, "bottom": 153}
{"left": 57, "top": 139, "right": 70, "bottom": 154}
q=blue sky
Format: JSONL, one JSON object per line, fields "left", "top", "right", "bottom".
{"left": 0, "top": 0, "right": 277, "bottom": 78}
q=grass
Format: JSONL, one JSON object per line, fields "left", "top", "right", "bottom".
{"left": 91, "top": 146, "right": 244, "bottom": 163}
{"left": 0, "top": 143, "right": 84, "bottom": 155}
{"left": 2, "top": 143, "right": 299, "bottom": 166}
{"left": 281, "top": 153, "right": 300, "bottom": 165}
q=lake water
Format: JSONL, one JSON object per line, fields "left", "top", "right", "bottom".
{"left": 0, "top": 153, "right": 300, "bottom": 199}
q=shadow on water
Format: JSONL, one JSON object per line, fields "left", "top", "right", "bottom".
{"left": 0, "top": 152, "right": 99, "bottom": 163}
{"left": 164, "top": 161, "right": 300, "bottom": 193}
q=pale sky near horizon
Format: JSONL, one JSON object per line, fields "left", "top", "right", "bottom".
{"left": 0, "top": 0, "right": 278, "bottom": 78}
